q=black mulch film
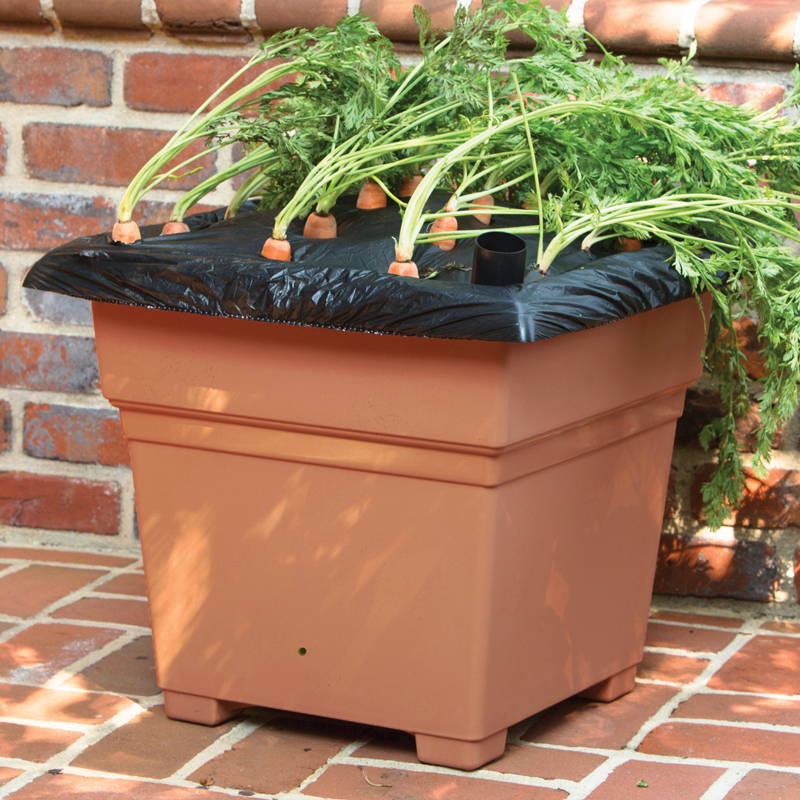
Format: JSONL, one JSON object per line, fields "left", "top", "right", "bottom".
{"left": 24, "top": 194, "right": 693, "bottom": 342}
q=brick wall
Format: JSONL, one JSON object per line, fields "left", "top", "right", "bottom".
{"left": 1, "top": 0, "right": 800, "bottom": 601}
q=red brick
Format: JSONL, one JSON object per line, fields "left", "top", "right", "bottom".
{"left": 255, "top": 0, "right": 347, "bottom": 33}
{"left": 0, "top": 192, "right": 114, "bottom": 250}
{"left": 708, "top": 634, "right": 800, "bottom": 695}
{"left": 0, "top": 0, "right": 48, "bottom": 28}
{"left": 646, "top": 622, "right": 737, "bottom": 653}
{"left": 0, "top": 47, "right": 111, "bottom": 106}
{"left": 796, "top": 546, "right": 800, "bottom": 603}
{"left": 23, "top": 403, "right": 129, "bottom": 466}
{"left": 762, "top": 620, "right": 800, "bottom": 634}
{"left": 0, "top": 681, "right": 135, "bottom": 724}
{"left": 0, "top": 720, "right": 81, "bottom": 761}
{"left": 639, "top": 721, "right": 800, "bottom": 767}
{"left": 0, "top": 768, "right": 22, "bottom": 787}
{"left": 705, "top": 83, "right": 786, "bottom": 112}
{"left": 54, "top": 597, "right": 150, "bottom": 627}
{"left": 522, "top": 685, "right": 678, "bottom": 749}
{"left": 655, "top": 532, "right": 779, "bottom": 601}
{"left": 674, "top": 692, "right": 800, "bottom": 727}
{"left": 0, "top": 623, "right": 123, "bottom": 683}
{"left": 125, "top": 53, "right": 253, "bottom": 113}
{"left": 96, "top": 572, "right": 147, "bottom": 596}
{"left": 637, "top": 652, "right": 709, "bottom": 683}
{"left": 73, "top": 704, "right": 239, "bottom": 778}
{"left": 1, "top": 333, "right": 98, "bottom": 393}
{"left": 54, "top": 0, "right": 147, "bottom": 30}
{"left": 156, "top": 0, "right": 248, "bottom": 41}
{"left": 0, "top": 564, "right": 106, "bottom": 617}
{"left": 693, "top": 464, "right": 800, "bottom": 529}
{"left": 0, "top": 125, "right": 6, "bottom": 175}
{"left": 724, "top": 769, "right": 800, "bottom": 799}
{"left": 190, "top": 714, "right": 357, "bottom": 794}
{"left": 695, "top": 0, "right": 798, "bottom": 61}
{"left": 585, "top": 760, "right": 723, "bottom": 799}
{"left": 355, "top": 733, "right": 605, "bottom": 781}
{"left": 0, "top": 546, "right": 135, "bottom": 568}
{"left": 0, "top": 472, "right": 120, "bottom": 534}
{"left": 359, "top": 0, "right": 457, "bottom": 41}
{"left": 303, "top": 764, "right": 564, "bottom": 800}
{"left": 24, "top": 123, "right": 217, "bottom": 189}
{"left": 584, "top": 0, "right": 683, "bottom": 55}
{"left": 67, "top": 635, "right": 158, "bottom": 697}
{"left": 10, "top": 773, "right": 235, "bottom": 799}
{"left": 0, "top": 399, "right": 9, "bottom": 453}
{"left": 651, "top": 611, "right": 743, "bottom": 629}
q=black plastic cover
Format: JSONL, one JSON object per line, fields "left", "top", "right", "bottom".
{"left": 23, "top": 195, "right": 693, "bottom": 342}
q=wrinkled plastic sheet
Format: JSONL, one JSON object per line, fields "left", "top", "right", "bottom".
{"left": 24, "top": 195, "right": 693, "bottom": 342}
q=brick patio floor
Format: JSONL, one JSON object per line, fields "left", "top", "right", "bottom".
{"left": 0, "top": 544, "right": 798, "bottom": 799}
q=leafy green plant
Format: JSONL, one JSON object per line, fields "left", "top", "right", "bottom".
{"left": 114, "top": 0, "right": 800, "bottom": 527}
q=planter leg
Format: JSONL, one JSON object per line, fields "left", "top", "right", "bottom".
{"left": 414, "top": 729, "right": 507, "bottom": 770}
{"left": 578, "top": 664, "right": 638, "bottom": 702}
{"left": 163, "top": 690, "right": 246, "bottom": 725}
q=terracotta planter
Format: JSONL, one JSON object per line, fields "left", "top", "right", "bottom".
{"left": 92, "top": 295, "right": 707, "bottom": 770}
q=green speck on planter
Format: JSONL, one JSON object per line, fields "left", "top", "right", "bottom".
{"left": 636, "top": 780, "right": 649, "bottom": 788}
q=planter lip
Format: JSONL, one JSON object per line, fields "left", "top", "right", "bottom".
{"left": 25, "top": 202, "right": 694, "bottom": 344}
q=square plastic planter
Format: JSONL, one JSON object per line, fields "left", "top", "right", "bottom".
{"left": 92, "top": 294, "right": 707, "bottom": 769}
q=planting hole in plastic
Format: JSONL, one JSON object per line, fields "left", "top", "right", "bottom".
{"left": 471, "top": 231, "right": 527, "bottom": 286}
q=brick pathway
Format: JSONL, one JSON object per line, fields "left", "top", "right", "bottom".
{"left": 0, "top": 545, "right": 798, "bottom": 799}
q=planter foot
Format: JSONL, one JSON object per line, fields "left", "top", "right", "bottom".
{"left": 414, "top": 729, "right": 507, "bottom": 770}
{"left": 578, "top": 664, "right": 638, "bottom": 702}
{"left": 163, "top": 690, "right": 246, "bottom": 725}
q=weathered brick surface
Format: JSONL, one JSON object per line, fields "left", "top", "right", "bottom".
{"left": 0, "top": 263, "right": 8, "bottom": 316}
{"left": 255, "top": 0, "right": 347, "bottom": 33}
{"left": 0, "top": 472, "right": 121, "bottom": 534}
{"left": 0, "top": 125, "right": 6, "bottom": 175}
{"left": 584, "top": 0, "right": 683, "bottom": 55}
{"left": 695, "top": 0, "right": 798, "bottom": 61}
{"left": 73, "top": 705, "right": 239, "bottom": 778}
{"left": 359, "top": 0, "right": 458, "bottom": 41}
{"left": 637, "top": 652, "right": 709, "bottom": 683}
{"left": 12, "top": 774, "right": 235, "bottom": 799}
{"left": 705, "top": 82, "right": 786, "bottom": 111}
{"left": 638, "top": 720, "right": 800, "bottom": 767}
{"left": 0, "top": 721, "right": 81, "bottom": 761}
{"left": 190, "top": 714, "right": 357, "bottom": 795}
{"left": 53, "top": 596, "right": 150, "bottom": 627}
{"left": 304, "top": 765, "right": 564, "bottom": 800}
{"left": 0, "top": 47, "right": 112, "bottom": 106}
{"left": 67, "top": 635, "right": 159, "bottom": 697}
{"left": 54, "top": 0, "right": 147, "bottom": 30}
{"left": 124, "top": 53, "right": 252, "bottom": 113}
{"left": 645, "top": 621, "right": 737, "bottom": 653}
{"left": 24, "top": 403, "right": 129, "bottom": 466}
{"left": 23, "top": 288, "right": 93, "bottom": 325}
{"left": 23, "top": 123, "right": 217, "bottom": 189}
{"left": 0, "top": 623, "right": 122, "bottom": 683}
{"left": 96, "top": 572, "right": 147, "bottom": 596}
{"left": 0, "top": 333, "right": 98, "bottom": 393}
{"left": 674, "top": 692, "right": 800, "bottom": 727}
{"left": 584, "top": 760, "right": 724, "bottom": 800}
{"left": 0, "top": 0, "right": 47, "bottom": 27}
{"left": 708, "top": 634, "right": 800, "bottom": 695}
{"left": 0, "top": 400, "right": 9, "bottom": 453}
{"left": 156, "top": 0, "right": 249, "bottom": 40}
{"left": 692, "top": 464, "right": 800, "bottom": 528}
{"left": 655, "top": 532, "right": 779, "bottom": 601}
{"left": 650, "top": 610, "right": 743, "bottom": 629}
{"left": 724, "top": 770, "right": 800, "bottom": 799}
{"left": 0, "top": 545, "right": 135, "bottom": 567}
{"left": 0, "top": 681, "right": 135, "bottom": 724}
{"left": 0, "top": 564, "right": 106, "bottom": 617}
{"left": 0, "top": 192, "right": 114, "bottom": 250}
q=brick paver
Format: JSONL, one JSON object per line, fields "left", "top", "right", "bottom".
{"left": 0, "top": 543, "right": 798, "bottom": 800}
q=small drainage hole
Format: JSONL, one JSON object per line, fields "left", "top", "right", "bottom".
{"left": 298, "top": 647, "right": 308, "bottom": 656}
